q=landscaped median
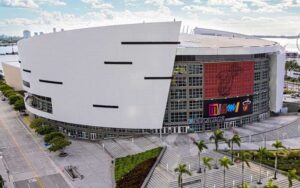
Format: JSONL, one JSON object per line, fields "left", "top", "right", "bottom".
{"left": 29, "top": 118, "right": 72, "bottom": 157}
{"left": 115, "top": 147, "right": 163, "bottom": 188}
{"left": 232, "top": 150, "right": 300, "bottom": 176}
{"left": 0, "top": 79, "right": 25, "bottom": 112}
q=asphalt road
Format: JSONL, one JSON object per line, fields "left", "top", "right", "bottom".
{"left": 0, "top": 98, "right": 71, "bottom": 188}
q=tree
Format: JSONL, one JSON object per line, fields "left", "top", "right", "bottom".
{"left": 30, "top": 118, "right": 47, "bottom": 129}
{"left": 14, "top": 98, "right": 25, "bottom": 111}
{"left": 272, "top": 140, "right": 286, "bottom": 180}
{"left": 3, "top": 89, "right": 16, "bottom": 98}
{"left": 257, "top": 147, "right": 268, "bottom": 184}
{"left": 35, "top": 125, "right": 55, "bottom": 135}
{"left": 48, "top": 137, "right": 71, "bottom": 154}
{"left": 44, "top": 132, "right": 65, "bottom": 143}
{"left": 8, "top": 95, "right": 21, "bottom": 105}
{"left": 236, "top": 151, "right": 251, "bottom": 186}
{"left": 174, "top": 163, "right": 192, "bottom": 188}
{"left": 194, "top": 140, "right": 207, "bottom": 173}
{"left": 228, "top": 134, "right": 241, "bottom": 163}
{"left": 219, "top": 156, "right": 231, "bottom": 188}
{"left": 287, "top": 169, "right": 298, "bottom": 187}
{"left": 202, "top": 157, "right": 213, "bottom": 188}
{"left": 263, "top": 179, "right": 279, "bottom": 188}
{"left": 0, "top": 174, "right": 4, "bottom": 188}
{"left": 209, "top": 129, "right": 226, "bottom": 169}
{"left": 285, "top": 60, "right": 300, "bottom": 77}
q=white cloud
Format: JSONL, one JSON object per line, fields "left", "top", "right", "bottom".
{"left": 165, "top": 0, "right": 184, "bottom": 6}
{"left": 2, "top": 0, "right": 39, "bottom": 8}
{"left": 81, "top": 0, "right": 113, "bottom": 9}
{"left": 182, "top": 5, "right": 224, "bottom": 15}
{"left": 145, "top": 0, "right": 184, "bottom": 6}
{"left": 4, "top": 17, "right": 41, "bottom": 25}
{"left": 36, "top": 0, "right": 66, "bottom": 6}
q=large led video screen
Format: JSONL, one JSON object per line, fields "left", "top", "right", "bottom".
{"left": 204, "top": 96, "right": 253, "bottom": 118}
{"left": 204, "top": 61, "right": 254, "bottom": 99}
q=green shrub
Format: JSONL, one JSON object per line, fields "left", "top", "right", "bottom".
{"left": 3, "top": 89, "right": 16, "bottom": 97}
{"left": 48, "top": 137, "right": 71, "bottom": 152}
{"left": 35, "top": 125, "right": 55, "bottom": 135}
{"left": 115, "top": 147, "right": 162, "bottom": 181}
{"left": 8, "top": 95, "right": 21, "bottom": 105}
{"left": 0, "top": 85, "right": 12, "bottom": 92}
{"left": 0, "top": 174, "right": 3, "bottom": 188}
{"left": 14, "top": 99, "right": 25, "bottom": 111}
{"left": 44, "top": 132, "right": 65, "bottom": 143}
{"left": 30, "top": 118, "right": 47, "bottom": 129}
{"left": 284, "top": 89, "right": 298, "bottom": 94}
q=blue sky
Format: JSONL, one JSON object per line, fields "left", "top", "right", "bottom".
{"left": 0, "top": 0, "right": 300, "bottom": 36}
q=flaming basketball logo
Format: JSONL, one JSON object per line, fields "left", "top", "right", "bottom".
{"left": 217, "top": 64, "right": 243, "bottom": 97}
{"left": 242, "top": 98, "right": 251, "bottom": 112}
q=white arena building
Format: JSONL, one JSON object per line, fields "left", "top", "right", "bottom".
{"left": 18, "top": 22, "right": 285, "bottom": 140}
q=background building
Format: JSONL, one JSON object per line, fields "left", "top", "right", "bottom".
{"left": 2, "top": 61, "right": 22, "bottom": 91}
{"left": 18, "top": 22, "right": 285, "bottom": 139}
{"left": 23, "top": 30, "right": 31, "bottom": 39}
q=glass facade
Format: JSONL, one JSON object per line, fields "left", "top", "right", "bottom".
{"left": 163, "top": 54, "right": 270, "bottom": 132}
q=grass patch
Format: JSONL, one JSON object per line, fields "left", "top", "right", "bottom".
{"left": 115, "top": 147, "right": 162, "bottom": 182}
{"left": 232, "top": 150, "right": 300, "bottom": 176}
{"left": 23, "top": 116, "right": 33, "bottom": 126}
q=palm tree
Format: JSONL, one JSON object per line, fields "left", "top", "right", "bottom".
{"left": 202, "top": 157, "right": 213, "bottom": 188}
{"left": 194, "top": 140, "right": 208, "bottom": 173}
{"left": 209, "top": 129, "right": 226, "bottom": 169}
{"left": 174, "top": 163, "right": 192, "bottom": 188}
{"left": 236, "top": 151, "right": 251, "bottom": 186}
{"left": 287, "top": 169, "right": 298, "bottom": 187}
{"left": 219, "top": 156, "right": 231, "bottom": 188}
{"left": 228, "top": 134, "right": 241, "bottom": 163}
{"left": 272, "top": 140, "right": 286, "bottom": 180}
{"left": 263, "top": 179, "right": 279, "bottom": 188}
{"left": 257, "top": 147, "right": 268, "bottom": 184}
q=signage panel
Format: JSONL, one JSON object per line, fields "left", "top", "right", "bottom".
{"left": 204, "top": 96, "right": 253, "bottom": 118}
{"left": 204, "top": 61, "right": 254, "bottom": 99}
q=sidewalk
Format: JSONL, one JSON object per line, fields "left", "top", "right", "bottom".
{"left": 0, "top": 155, "right": 14, "bottom": 188}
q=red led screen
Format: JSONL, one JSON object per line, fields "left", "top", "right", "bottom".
{"left": 204, "top": 61, "right": 254, "bottom": 99}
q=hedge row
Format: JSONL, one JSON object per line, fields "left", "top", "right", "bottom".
{"left": 0, "top": 80, "right": 25, "bottom": 111}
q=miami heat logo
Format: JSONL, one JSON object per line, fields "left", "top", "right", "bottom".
{"left": 242, "top": 98, "right": 251, "bottom": 112}
{"left": 217, "top": 64, "right": 243, "bottom": 97}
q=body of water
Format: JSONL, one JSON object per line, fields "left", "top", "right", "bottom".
{"left": 263, "top": 38, "right": 299, "bottom": 52}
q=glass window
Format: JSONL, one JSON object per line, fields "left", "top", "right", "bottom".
{"left": 172, "top": 77, "right": 187, "bottom": 87}
{"left": 189, "top": 88, "right": 202, "bottom": 98}
{"left": 189, "top": 77, "right": 202, "bottom": 86}
{"left": 170, "top": 89, "right": 186, "bottom": 99}
{"left": 171, "top": 112, "right": 187, "bottom": 122}
{"left": 171, "top": 101, "right": 187, "bottom": 110}
{"left": 173, "top": 65, "right": 187, "bottom": 75}
{"left": 189, "top": 111, "right": 201, "bottom": 119}
{"left": 188, "top": 64, "right": 202, "bottom": 74}
{"left": 189, "top": 100, "right": 201, "bottom": 109}
{"left": 262, "top": 71, "right": 268, "bottom": 80}
{"left": 254, "top": 72, "right": 260, "bottom": 81}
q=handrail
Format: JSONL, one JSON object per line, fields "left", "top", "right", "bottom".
{"left": 141, "top": 146, "right": 167, "bottom": 188}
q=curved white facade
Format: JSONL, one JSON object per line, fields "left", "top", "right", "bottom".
{"left": 18, "top": 22, "right": 285, "bottom": 133}
{"left": 18, "top": 22, "right": 181, "bottom": 129}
